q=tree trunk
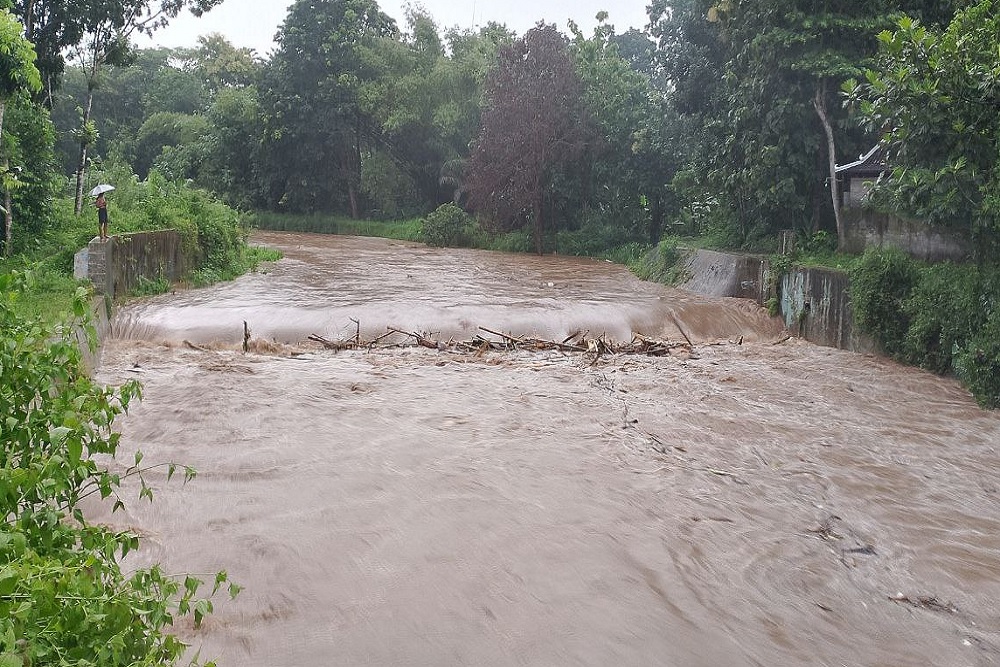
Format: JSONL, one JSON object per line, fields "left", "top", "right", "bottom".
{"left": 351, "top": 111, "right": 362, "bottom": 219}
{"left": 342, "top": 147, "right": 359, "bottom": 219}
{"left": 813, "top": 82, "right": 844, "bottom": 250}
{"left": 73, "top": 88, "right": 95, "bottom": 215}
{"left": 648, "top": 192, "right": 664, "bottom": 244}
{"left": 532, "top": 186, "right": 543, "bottom": 255}
{"left": 348, "top": 184, "right": 359, "bottom": 220}
{"left": 4, "top": 186, "right": 12, "bottom": 258}
{"left": 23, "top": 1, "right": 36, "bottom": 37}
{"left": 0, "top": 99, "right": 11, "bottom": 257}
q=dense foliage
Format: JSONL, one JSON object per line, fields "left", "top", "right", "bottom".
{"left": 850, "top": 250, "right": 1000, "bottom": 407}
{"left": 13, "top": 0, "right": 987, "bottom": 257}
{"left": 466, "top": 24, "right": 591, "bottom": 254}
{"left": 421, "top": 203, "right": 476, "bottom": 248}
{"left": 846, "top": 0, "right": 1000, "bottom": 261}
{"left": 1, "top": 272, "right": 239, "bottom": 666}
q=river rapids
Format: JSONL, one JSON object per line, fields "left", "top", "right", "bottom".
{"left": 93, "top": 232, "right": 1000, "bottom": 666}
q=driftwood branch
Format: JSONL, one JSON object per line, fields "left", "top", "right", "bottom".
{"left": 387, "top": 327, "right": 442, "bottom": 350}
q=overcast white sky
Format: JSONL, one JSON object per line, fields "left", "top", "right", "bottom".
{"left": 137, "top": 0, "right": 652, "bottom": 55}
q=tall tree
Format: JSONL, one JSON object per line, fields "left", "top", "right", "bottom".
{"left": 12, "top": 0, "right": 85, "bottom": 104}
{"left": 570, "top": 15, "right": 672, "bottom": 244}
{"left": 846, "top": 0, "right": 1000, "bottom": 259}
{"left": 199, "top": 85, "right": 262, "bottom": 210}
{"left": 434, "top": 22, "right": 515, "bottom": 204}
{"left": 260, "top": 0, "right": 397, "bottom": 216}
{"left": 466, "top": 24, "right": 592, "bottom": 254}
{"left": 647, "top": 0, "right": 959, "bottom": 249}
{"left": 67, "top": 0, "right": 223, "bottom": 214}
{"left": 0, "top": 8, "right": 41, "bottom": 255}
{"left": 180, "top": 32, "right": 259, "bottom": 95}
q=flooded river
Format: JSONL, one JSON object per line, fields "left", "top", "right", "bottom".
{"left": 97, "top": 232, "right": 1000, "bottom": 666}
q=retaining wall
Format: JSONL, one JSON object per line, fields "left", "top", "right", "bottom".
{"left": 679, "top": 249, "right": 875, "bottom": 353}
{"left": 779, "top": 266, "right": 875, "bottom": 353}
{"left": 74, "top": 230, "right": 185, "bottom": 299}
{"left": 678, "top": 248, "right": 769, "bottom": 302}
{"left": 842, "top": 209, "right": 970, "bottom": 262}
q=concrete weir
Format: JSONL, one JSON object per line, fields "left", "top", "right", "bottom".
{"left": 71, "top": 230, "right": 871, "bottom": 356}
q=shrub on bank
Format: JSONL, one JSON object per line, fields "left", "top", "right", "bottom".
{"left": 849, "top": 249, "right": 1000, "bottom": 407}
{"left": 901, "top": 262, "right": 980, "bottom": 374}
{"left": 248, "top": 211, "right": 423, "bottom": 241}
{"left": 955, "top": 307, "right": 1000, "bottom": 409}
{"left": 630, "top": 237, "right": 686, "bottom": 283}
{"left": 849, "top": 248, "right": 918, "bottom": 354}
{"left": 421, "top": 204, "right": 477, "bottom": 248}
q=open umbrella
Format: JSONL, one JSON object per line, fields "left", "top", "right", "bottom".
{"left": 90, "top": 184, "right": 115, "bottom": 196}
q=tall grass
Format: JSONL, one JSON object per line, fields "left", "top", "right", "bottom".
{"left": 249, "top": 212, "right": 423, "bottom": 241}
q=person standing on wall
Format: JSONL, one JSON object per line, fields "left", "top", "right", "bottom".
{"left": 95, "top": 192, "right": 109, "bottom": 241}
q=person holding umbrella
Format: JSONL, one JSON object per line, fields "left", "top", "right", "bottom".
{"left": 91, "top": 184, "right": 114, "bottom": 241}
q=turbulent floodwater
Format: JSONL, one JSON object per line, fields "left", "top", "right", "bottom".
{"left": 96, "top": 232, "right": 1000, "bottom": 666}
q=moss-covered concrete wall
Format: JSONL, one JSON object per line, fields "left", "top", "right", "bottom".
{"left": 842, "top": 209, "right": 970, "bottom": 261}
{"left": 679, "top": 249, "right": 875, "bottom": 354}
{"left": 779, "top": 266, "right": 875, "bottom": 353}
{"left": 74, "top": 230, "right": 185, "bottom": 299}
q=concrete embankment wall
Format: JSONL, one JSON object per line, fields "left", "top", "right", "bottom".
{"left": 73, "top": 230, "right": 186, "bottom": 370}
{"left": 677, "top": 248, "right": 770, "bottom": 303}
{"left": 77, "top": 295, "right": 112, "bottom": 374}
{"left": 842, "top": 209, "right": 970, "bottom": 262}
{"left": 678, "top": 249, "right": 875, "bottom": 353}
{"left": 74, "top": 230, "right": 185, "bottom": 298}
{"left": 778, "top": 266, "right": 874, "bottom": 353}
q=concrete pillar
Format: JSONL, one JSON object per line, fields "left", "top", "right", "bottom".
{"left": 84, "top": 237, "right": 113, "bottom": 296}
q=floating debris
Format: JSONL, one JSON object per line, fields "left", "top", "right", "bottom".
{"left": 306, "top": 325, "right": 698, "bottom": 361}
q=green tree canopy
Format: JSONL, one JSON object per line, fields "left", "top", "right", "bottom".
{"left": 0, "top": 8, "right": 41, "bottom": 255}
{"left": 846, "top": 0, "right": 1000, "bottom": 259}
{"left": 259, "top": 0, "right": 397, "bottom": 215}
{"left": 466, "top": 24, "right": 593, "bottom": 254}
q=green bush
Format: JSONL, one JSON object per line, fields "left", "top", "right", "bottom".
{"left": 80, "top": 164, "right": 252, "bottom": 285}
{"left": 0, "top": 271, "right": 238, "bottom": 666}
{"left": 630, "top": 237, "right": 687, "bottom": 284}
{"left": 799, "top": 229, "right": 837, "bottom": 256}
{"left": 849, "top": 248, "right": 918, "bottom": 353}
{"left": 955, "top": 306, "right": 1000, "bottom": 409}
{"left": 486, "top": 229, "right": 533, "bottom": 253}
{"left": 553, "top": 214, "right": 634, "bottom": 257}
{"left": 248, "top": 212, "right": 423, "bottom": 241}
{"left": 603, "top": 242, "right": 650, "bottom": 268}
{"left": 848, "top": 249, "right": 1000, "bottom": 407}
{"left": 901, "top": 262, "right": 980, "bottom": 373}
{"left": 360, "top": 151, "right": 423, "bottom": 220}
{"left": 131, "top": 275, "right": 171, "bottom": 297}
{"left": 421, "top": 204, "right": 477, "bottom": 248}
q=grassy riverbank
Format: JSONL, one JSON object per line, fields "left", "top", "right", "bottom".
{"left": 248, "top": 212, "right": 424, "bottom": 241}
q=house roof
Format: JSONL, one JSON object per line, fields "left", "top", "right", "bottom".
{"left": 835, "top": 145, "right": 886, "bottom": 177}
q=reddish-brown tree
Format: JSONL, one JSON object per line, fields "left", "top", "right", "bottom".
{"left": 465, "top": 24, "right": 591, "bottom": 254}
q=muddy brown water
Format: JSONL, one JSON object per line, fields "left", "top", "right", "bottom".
{"left": 96, "top": 232, "right": 1000, "bottom": 666}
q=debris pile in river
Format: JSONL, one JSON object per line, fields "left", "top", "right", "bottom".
{"left": 306, "top": 325, "right": 696, "bottom": 361}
